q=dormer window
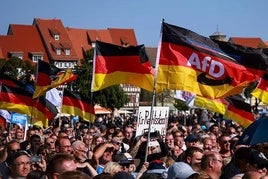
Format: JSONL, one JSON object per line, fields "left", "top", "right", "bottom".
{"left": 65, "top": 49, "right": 70, "bottom": 55}
{"left": 120, "top": 37, "right": 129, "bottom": 47}
{"left": 49, "top": 28, "right": 60, "bottom": 41}
{"left": 51, "top": 42, "right": 62, "bottom": 56}
{"left": 30, "top": 52, "right": 43, "bottom": 62}
{"left": 60, "top": 42, "right": 71, "bottom": 56}
{"left": 54, "top": 34, "right": 60, "bottom": 41}
{"left": 9, "top": 52, "right": 23, "bottom": 59}
{"left": 92, "top": 42, "right": 96, "bottom": 48}
{"left": 56, "top": 49, "right": 61, "bottom": 55}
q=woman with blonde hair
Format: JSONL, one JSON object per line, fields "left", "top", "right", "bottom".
{"left": 103, "top": 161, "right": 122, "bottom": 175}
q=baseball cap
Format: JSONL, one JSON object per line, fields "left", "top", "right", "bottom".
{"left": 185, "top": 134, "right": 199, "bottom": 142}
{"left": 113, "top": 153, "right": 140, "bottom": 167}
{"left": 6, "top": 150, "right": 30, "bottom": 166}
{"left": 247, "top": 149, "right": 268, "bottom": 169}
{"left": 167, "top": 162, "right": 198, "bottom": 179}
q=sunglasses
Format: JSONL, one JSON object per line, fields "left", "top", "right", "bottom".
{"left": 222, "top": 140, "right": 230, "bottom": 144}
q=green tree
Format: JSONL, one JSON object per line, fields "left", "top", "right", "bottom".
{"left": 156, "top": 89, "right": 173, "bottom": 106}
{"left": 94, "top": 85, "right": 129, "bottom": 111}
{"left": 0, "top": 57, "right": 36, "bottom": 80}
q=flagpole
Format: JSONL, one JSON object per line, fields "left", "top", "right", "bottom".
{"left": 89, "top": 43, "right": 97, "bottom": 127}
{"left": 31, "top": 59, "right": 42, "bottom": 125}
{"left": 58, "top": 87, "right": 65, "bottom": 129}
{"left": 144, "top": 87, "right": 156, "bottom": 162}
{"left": 144, "top": 19, "right": 164, "bottom": 162}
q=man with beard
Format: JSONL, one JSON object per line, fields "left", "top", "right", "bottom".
{"left": 72, "top": 141, "right": 97, "bottom": 177}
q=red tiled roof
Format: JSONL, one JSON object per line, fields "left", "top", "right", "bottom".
{"left": 66, "top": 28, "right": 92, "bottom": 60}
{"left": 0, "top": 18, "right": 138, "bottom": 65}
{"left": 67, "top": 27, "right": 138, "bottom": 60}
{"left": 108, "top": 28, "right": 137, "bottom": 46}
{"left": 34, "top": 18, "right": 78, "bottom": 61}
{"left": 87, "top": 29, "right": 113, "bottom": 43}
{"left": 0, "top": 47, "right": 4, "bottom": 58}
{"left": 60, "top": 42, "right": 71, "bottom": 49}
{"left": 49, "top": 27, "right": 60, "bottom": 35}
{"left": 50, "top": 42, "right": 62, "bottom": 49}
{"left": 229, "top": 37, "right": 267, "bottom": 48}
{"left": 0, "top": 24, "right": 49, "bottom": 62}
{"left": 87, "top": 30, "right": 98, "bottom": 42}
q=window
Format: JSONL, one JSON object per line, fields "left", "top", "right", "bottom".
{"left": 9, "top": 52, "right": 23, "bottom": 59}
{"left": 56, "top": 49, "right": 61, "bottom": 55}
{"left": 54, "top": 34, "right": 60, "bottom": 40}
{"left": 15, "top": 55, "right": 23, "bottom": 59}
{"left": 65, "top": 49, "right": 70, "bottom": 55}
{"left": 32, "top": 55, "right": 43, "bottom": 63}
{"left": 92, "top": 42, "right": 96, "bottom": 48}
{"left": 59, "top": 62, "right": 63, "bottom": 68}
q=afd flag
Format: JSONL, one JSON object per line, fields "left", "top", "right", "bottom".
{"left": 155, "top": 22, "right": 260, "bottom": 99}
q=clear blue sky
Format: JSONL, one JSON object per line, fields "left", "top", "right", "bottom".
{"left": 1, "top": 0, "right": 268, "bottom": 47}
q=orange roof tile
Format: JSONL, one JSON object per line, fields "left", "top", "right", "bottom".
{"left": 34, "top": 18, "right": 78, "bottom": 61}
{"left": 0, "top": 24, "right": 49, "bottom": 62}
{"left": 87, "top": 30, "right": 98, "bottom": 42}
{"left": 66, "top": 28, "right": 92, "bottom": 60}
{"left": 108, "top": 28, "right": 137, "bottom": 46}
{"left": 87, "top": 29, "right": 113, "bottom": 43}
{"left": 95, "top": 30, "right": 113, "bottom": 43}
{"left": 67, "top": 27, "right": 138, "bottom": 60}
{"left": 229, "top": 37, "right": 267, "bottom": 48}
{"left": 0, "top": 47, "right": 3, "bottom": 58}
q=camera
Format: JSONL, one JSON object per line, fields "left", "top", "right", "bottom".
{"left": 30, "top": 155, "right": 42, "bottom": 163}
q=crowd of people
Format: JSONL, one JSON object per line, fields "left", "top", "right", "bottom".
{"left": 0, "top": 110, "right": 268, "bottom": 179}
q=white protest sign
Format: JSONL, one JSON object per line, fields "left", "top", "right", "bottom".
{"left": 136, "top": 106, "right": 169, "bottom": 138}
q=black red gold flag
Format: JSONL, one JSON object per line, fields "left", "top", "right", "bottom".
{"left": 61, "top": 89, "right": 95, "bottom": 122}
{"left": 33, "top": 60, "right": 77, "bottom": 98}
{"left": 156, "top": 22, "right": 260, "bottom": 99}
{"left": 224, "top": 95, "right": 254, "bottom": 128}
{"left": 0, "top": 84, "right": 57, "bottom": 122}
{"left": 92, "top": 40, "right": 154, "bottom": 92}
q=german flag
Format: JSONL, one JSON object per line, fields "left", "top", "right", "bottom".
{"left": 61, "top": 89, "right": 95, "bottom": 122}
{"left": 0, "top": 116, "right": 6, "bottom": 130}
{"left": 251, "top": 72, "right": 268, "bottom": 105}
{"left": 33, "top": 59, "right": 61, "bottom": 98}
{"left": 0, "top": 74, "right": 28, "bottom": 89}
{"left": 33, "top": 60, "right": 77, "bottom": 99}
{"left": 194, "top": 96, "right": 228, "bottom": 115}
{"left": 49, "top": 68, "right": 78, "bottom": 89}
{"left": 213, "top": 40, "right": 268, "bottom": 78}
{"left": 0, "top": 84, "right": 57, "bottom": 122}
{"left": 224, "top": 95, "right": 254, "bottom": 128}
{"left": 156, "top": 22, "right": 260, "bottom": 99}
{"left": 92, "top": 40, "right": 154, "bottom": 92}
